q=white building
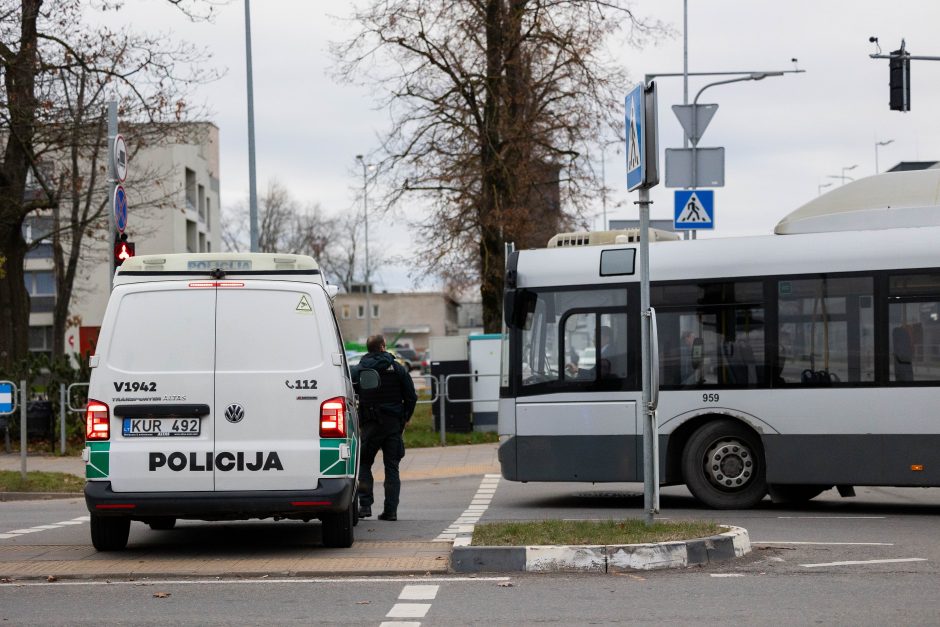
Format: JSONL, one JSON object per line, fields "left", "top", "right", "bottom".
{"left": 23, "top": 122, "right": 221, "bottom": 360}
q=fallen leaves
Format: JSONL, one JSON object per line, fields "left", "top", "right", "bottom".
{"left": 497, "top": 581, "right": 513, "bottom": 588}
{"left": 153, "top": 592, "right": 171, "bottom": 599}
{"left": 46, "top": 576, "right": 57, "bottom": 583}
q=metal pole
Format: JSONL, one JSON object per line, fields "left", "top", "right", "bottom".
{"left": 59, "top": 383, "right": 66, "bottom": 455}
{"left": 245, "top": 0, "right": 259, "bottom": 252}
{"left": 601, "top": 146, "right": 607, "bottom": 230}
{"left": 438, "top": 375, "right": 447, "bottom": 446}
{"left": 638, "top": 191, "right": 658, "bottom": 525}
{"left": 356, "top": 156, "right": 372, "bottom": 336}
{"left": 20, "top": 380, "right": 27, "bottom": 479}
{"left": 107, "top": 100, "right": 117, "bottom": 292}
{"left": 682, "top": 0, "right": 690, "bottom": 241}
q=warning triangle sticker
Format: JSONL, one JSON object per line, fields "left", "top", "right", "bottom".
{"left": 296, "top": 295, "right": 313, "bottom": 313}
{"left": 676, "top": 192, "right": 712, "bottom": 224}
{"left": 627, "top": 96, "right": 641, "bottom": 171}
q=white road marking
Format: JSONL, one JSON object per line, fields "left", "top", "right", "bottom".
{"left": 434, "top": 475, "right": 500, "bottom": 544}
{"left": 710, "top": 574, "right": 745, "bottom": 577}
{"left": 6, "top": 576, "right": 510, "bottom": 588}
{"left": 801, "top": 558, "right": 927, "bottom": 568}
{"left": 32, "top": 524, "right": 62, "bottom": 530}
{"left": 777, "top": 516, "right": 885, "bottom": 519}
{"left": 379, "top": 623, "right": 420, "bottom": 627}
{"left": 0, "top": 533, "right": 19, "bottom": 539}
{"left": 55, "top": 520, "right": 85, "bottom": 526}
{"left": 386, "top": 603, "right": 431, "bottom": 618}
{"left": 755, "top": 541, "right": 894, "bottom": 546}
{"left": 7, "top": 528, "right": 39, "bottom": 534}
{"left": 399, "top": 585, "right": 439, "bottom": 600}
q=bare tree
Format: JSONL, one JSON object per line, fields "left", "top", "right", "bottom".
{"left": 333, "top": 0, "right": 667, "bottom": 331}
{"left": 0, "top": 0, "right": 218, "bottom": 369}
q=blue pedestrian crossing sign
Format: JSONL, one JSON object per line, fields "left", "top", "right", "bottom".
{"left": 625, "top": 83, "right": 646, "bottom": 191}
{"left": 674, "top": 190, "right": 714, "bottom": 230}
{"left": 0, "top": 382, "right": 13, "bottom": 414}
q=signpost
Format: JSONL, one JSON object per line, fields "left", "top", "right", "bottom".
{"left": 626, "top": 80, "right": 660, "bottom": 525}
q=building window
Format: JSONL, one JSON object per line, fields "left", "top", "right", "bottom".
{"left": 24, "top": 270, "right": 55, "bottom": 296}
{"left": 186, "top": 219, "right": 197, "bottom": 253}
{"left": 28, "top": 325, "right": 53, "bottom": 355}
{"left": 185, "top": 168, "right": 196, "bottom": 211}
{"left": 357, "top": 305, "right": 365, "bottom": 319}
{"left": 372, "top": 304, "right": 380, "bottom": 319}
{"left": 197, "top": 183, "right": 206, "bottom": 221}
{"left": 342, "top": 305, "right": 351, "bottom": 320}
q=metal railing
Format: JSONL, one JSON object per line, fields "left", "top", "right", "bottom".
{"left": 436, "top": 373, "right": 501, "bottom": 446}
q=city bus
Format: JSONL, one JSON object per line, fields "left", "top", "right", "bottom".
{"left": 498, "top": 168, "right": 940, "bottom": 509}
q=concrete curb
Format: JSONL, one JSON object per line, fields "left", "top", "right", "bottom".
{"left": 0, "top": 492, "right": 83, "bottom": 502}
{"left": 451, "top": 525, "right": 750, "bottom": 574}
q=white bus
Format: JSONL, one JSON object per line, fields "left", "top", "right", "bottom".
{"left": 498, "top": 168, "right": 940, "bottom": 509}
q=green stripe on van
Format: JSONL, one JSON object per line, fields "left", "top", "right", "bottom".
{"left": 320, "top": 438, "right": 355, "bottom": 476}
{"left": 86, "top": 441, "right": 110, "bottom": 479}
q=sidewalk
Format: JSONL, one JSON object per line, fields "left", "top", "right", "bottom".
{"left": 0, "top": 442, "right": 500, "bottom": 483}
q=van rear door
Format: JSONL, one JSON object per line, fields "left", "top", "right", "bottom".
{"left": 104, "top": 284, "right": 217, "bottom": 492}
{"left": 213, "top": 282, "right": 332, "bottom": 491}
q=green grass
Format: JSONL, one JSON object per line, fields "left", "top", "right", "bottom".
{"left": 471, "top": 519, "right": 723, "bottom": 546}
{"left": 0, "top": 470, "right": 84, "bottom": 493}
{"left": 403, "top": 399, "right": 499, "bottom": 448}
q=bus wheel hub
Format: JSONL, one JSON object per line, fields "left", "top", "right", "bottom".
{"left": 706, "top": 439, "right": 753, "bottom": 489}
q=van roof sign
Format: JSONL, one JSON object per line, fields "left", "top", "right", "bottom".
{"left": 115, "top": 253, "right": 323, "bottom": 285}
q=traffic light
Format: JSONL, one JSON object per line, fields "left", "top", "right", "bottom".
{"left": 889, "top": 48, "right": 910, "bottom": 111}
{"left": 113, "top": 233, "right": 135, "bottom": 267}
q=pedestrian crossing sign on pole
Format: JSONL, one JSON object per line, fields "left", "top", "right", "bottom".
{"left": 674, "top": 190, "right": 714, "bottom": 230}
{"left": 625, "top": 83, "right": 646, "bottom": 191}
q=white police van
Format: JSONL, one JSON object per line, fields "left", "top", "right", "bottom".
{"left": 83, "top": 253, "right": 360, "bottom": 550}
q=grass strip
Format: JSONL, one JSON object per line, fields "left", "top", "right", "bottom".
{"left": 471, "top": 519, "right": 723, "bottom": 546}
{"left": 403, "top": 397, "right": 499, "bottom": 448}
{"left": 0, "top": 470, "right": 85, "bottom": 493}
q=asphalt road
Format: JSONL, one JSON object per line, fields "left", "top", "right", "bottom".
{"left": 2, "top": 479, "right": 940, "bottom": 624}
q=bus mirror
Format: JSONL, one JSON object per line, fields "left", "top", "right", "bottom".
{"left": 505, "top": 289, "right": 536, "bottom": 328}
{"left": 503, "top": 290, "right": 516, "bottom": 327}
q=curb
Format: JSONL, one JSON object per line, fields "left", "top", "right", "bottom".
{"left": 0, "top": 492, "right": 83, "bottom": 502}
{"left": 451, "top": 525, "right": 750, "bottom": 574}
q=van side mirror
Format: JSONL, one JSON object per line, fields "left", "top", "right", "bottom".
{"left": 357, "top": 368, "right": 380, "bottom": 391}
{"left": 325, "top": 284, "right": 339, "bottom": 299}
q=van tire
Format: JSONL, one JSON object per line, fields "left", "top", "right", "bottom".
{"left": 148, "top": 517, "right": 177, "bottom": 531}
{"left": 90, "top": 515, "right": 131, "bottom": 551}
{"left": 682, "top": 419, "right": 767, "bottom": 509}
{"left": 322, "top": 504, "right": 355, "bottom": 548}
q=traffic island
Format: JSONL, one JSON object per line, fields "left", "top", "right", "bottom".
{"left": 451, "top": 524, "right": 750, "bottom": 574}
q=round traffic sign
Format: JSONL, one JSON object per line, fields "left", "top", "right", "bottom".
{"left": 113, "top": 134, "right": 128, "bottom": 182}
{"left": 114, "top": 185, "right": 128, "bottom": 233}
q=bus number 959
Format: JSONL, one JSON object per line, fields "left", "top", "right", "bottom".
{"left": 703, "top": 393, "right": 719, "bottom": 403}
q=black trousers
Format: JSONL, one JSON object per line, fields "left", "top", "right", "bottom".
{"left": 358, "top": 419, "right": 405, "bottom": 514}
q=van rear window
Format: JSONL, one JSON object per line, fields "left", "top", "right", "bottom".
{"left": 109, "top": 289, "right": 216, "bottom": 372}
{"left": 215, "top": 289, "right": 323, "bottom": 371}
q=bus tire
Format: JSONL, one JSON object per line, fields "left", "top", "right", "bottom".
{"left": 682, "top": 419, "right": 767, "bottom": 509}
{"left": 321, "top": 504, "right": 355, "bottom": 548}
{"left": 90, "top": 515, "right": 131, "bottom": 551}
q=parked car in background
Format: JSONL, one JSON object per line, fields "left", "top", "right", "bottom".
{"left": 420, "top": 351, "right": 431, "bottom": 374}
{"left": 391, "top": 347, "right": 420, "bottom": 371}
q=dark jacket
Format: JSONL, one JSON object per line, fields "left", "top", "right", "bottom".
{"left": 353, "top": 351, "right": 418, "bottom": 423}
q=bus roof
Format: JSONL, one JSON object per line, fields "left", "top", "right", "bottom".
{"left": 775, "top": 168, "right": 940, "bottom": 234}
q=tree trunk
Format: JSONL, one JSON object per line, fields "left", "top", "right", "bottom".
{"left": 0, "top": 220, "right": 30, "bottom": 369}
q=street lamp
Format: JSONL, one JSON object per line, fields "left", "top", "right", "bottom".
{"left": 818, "top": 182, "right": 833, "bottom": 196}
{"left": 355, "top": 155, "right": 372, "bottom": 337}
{"left": 827, "top": 164, "right": 858, "bottom": 185}
{"left": 875, "top": 139, "right": 894, "bottom": 174}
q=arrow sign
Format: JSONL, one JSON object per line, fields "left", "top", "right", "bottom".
{"left": 672, "top": 103, "right": 718, "bottom": 146}
{"left": 674, "top": 190, "right": 714, "bottom": 230}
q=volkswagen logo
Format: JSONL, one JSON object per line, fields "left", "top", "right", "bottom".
{"left": 224, "top": 403, "right": 245, "bottom": 424}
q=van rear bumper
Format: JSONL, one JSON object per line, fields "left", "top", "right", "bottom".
{"left": 84, "top": 478, "right": 356, "bottom": 521}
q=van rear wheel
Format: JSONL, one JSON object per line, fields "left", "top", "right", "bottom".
{"left": 322, "top": 504, "right": 355, "bottom": 548}
{"left": 90, "top": 515, "right": 131, "bottom": 551}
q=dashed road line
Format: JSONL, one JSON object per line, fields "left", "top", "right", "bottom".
{"left": 1, "top": 516, "right": 89, "bottom": 540}
{"left": 434, "top": 473, "right": 500, "bottom": 546}
{"left": 801, "top": 558, "right": 927, "bottom": 568}
{"left": 380, "top": 583, "right": 439, "bottom": 626}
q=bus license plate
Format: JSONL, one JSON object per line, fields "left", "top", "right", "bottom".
{"left": 122, "top": 418, "right": 201, "bottom": 437}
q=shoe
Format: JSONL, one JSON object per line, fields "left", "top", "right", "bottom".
{"left": 378, "top": 511, "right": 397, "bottom": 521}
{"left": 359, "top": 505, "right": 372, "bottom": 518}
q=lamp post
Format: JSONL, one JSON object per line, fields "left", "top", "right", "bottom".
{"left": 875, "top": 139, "right": 894, "bottom": 174}
{"left": 818, "top": 182, "right": 833, "bottom": 196}
{"left": 355, "top": 155, "right": 372, "bottom": 337}
{"left": 827, "top": 164, "right": 858, "bottom": 185}
{"left": 244, "top": 0, "right": 259, "bottom": 252}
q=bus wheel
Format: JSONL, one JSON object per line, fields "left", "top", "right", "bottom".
{"left": 683, "top": 420, "right": 767, "bottom": 509}
{"left": 90, "top": 515, "right": 130, "bottom": 551}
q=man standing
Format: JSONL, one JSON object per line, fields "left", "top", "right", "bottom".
{"left": 354, "top": 334, "right": 417, "bottom": 521}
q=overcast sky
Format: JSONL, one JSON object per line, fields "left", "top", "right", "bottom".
{"left": 101, "top": 1, "right": 940, "bottom": 290}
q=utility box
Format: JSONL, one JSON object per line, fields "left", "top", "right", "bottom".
{"left": 430, "top": 335, "right": 472, "bottom": 433}
{"left": 469, "top": 334, "right": 502, "bottom": 432}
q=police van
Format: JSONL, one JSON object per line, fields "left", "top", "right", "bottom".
{"left": 83, "top": 253, "right": 360, "bottom": 550}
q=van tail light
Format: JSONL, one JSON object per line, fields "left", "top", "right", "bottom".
{"left": 320, "top": 397, "right": 347, "bottom": 438}
{"left": 85, "top": 399, "right": 110, "bottom": 440}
